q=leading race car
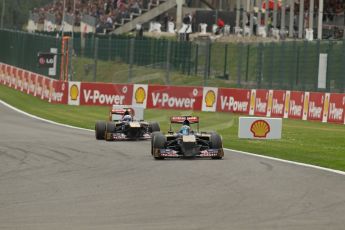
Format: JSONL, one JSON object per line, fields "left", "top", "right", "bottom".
{"left": 95, "top": 106, "right": 160, "bottom": 141}
{"left": 151, "top": 116, "right": 224, "bottom": 160}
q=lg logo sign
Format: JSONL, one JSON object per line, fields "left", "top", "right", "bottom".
{"left": 37, "top": 53, "right": 56, "bottom": 68}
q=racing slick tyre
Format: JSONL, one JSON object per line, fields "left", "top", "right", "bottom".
{"left": 95, "top": 121, "right": 106, "bottom": 140}
{"left": 106, "top": 122, "right": 116, "bottom": 133}
{"left": 210, "top": 133, "right": 223, "bottom": 159}
{"left": 105, "top": 122, "right": 116, "bottom": 141}
{"left": 152, "top": 132, "right": 166, "bottom": 160}
{"left": 149, "top": 122, "right": 160, "bottom": 132}
{"left": 151, "top": 132, "right": 160, "bottom": 155}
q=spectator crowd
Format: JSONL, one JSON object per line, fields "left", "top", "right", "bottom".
{"left": 31, "top": 0, "right": 147, "bottom": 32}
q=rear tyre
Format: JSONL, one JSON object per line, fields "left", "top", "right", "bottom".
{"left": 95, "top": 121, "right": 106, "bottom": 140}
{"left": 106, "top": 122, "right": 116, "bottom": 133}
{"left": 104, "top": 122, "right": 116, "bottom": 141}
{"left": 210, "top": 133, "right": 223, "bottom": 159}
{"left": 152, "top": 132, "right": 166, "bottom": 160}
{"left": 149, "top": 122, "right": 160, "bottom": 132}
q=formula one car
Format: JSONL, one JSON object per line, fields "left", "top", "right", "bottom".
{"left": 151, "top": 116, "right": 224, "bottom": 159}
{"left": 95, "top": 106, "right": 160, "bottom": 141}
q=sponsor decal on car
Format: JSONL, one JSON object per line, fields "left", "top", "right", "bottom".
{"left": 160, "top": 149, "right": 179, "bottom": 157}
{"left": 200, "top": 149, "right": 219, "bottom": 157}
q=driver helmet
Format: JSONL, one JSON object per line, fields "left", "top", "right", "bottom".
{"left": 180, "top": 125, "right": 190, "bottom": 135}
{"left": 183, "top": 119, "right": 190, "bottom": 126}
{"left": 122, "top": 114, "right": 132, "bottom": 122}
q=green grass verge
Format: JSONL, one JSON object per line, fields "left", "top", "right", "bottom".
{"left": 72, "top": 57, "right": 239, "bottom": 88}
{"left": 1, "top": 84, "right": 345, "bottom": 171}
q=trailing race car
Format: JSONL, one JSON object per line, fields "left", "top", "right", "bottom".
{"left": 151, "top": 116, "right": 224, "bottom": 159}
{"left": 95, "top": 106, "right": 160, "bottom": 141}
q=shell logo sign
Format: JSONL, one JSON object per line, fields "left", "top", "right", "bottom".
{"left": 135, "top": 87, "right": 146, "bottom": 104}
{"left": 205, "top": 90, "right": 216, "bottom": 107}
{"left": 239, "top": 117, "right": 282, "bottom": 139}
{"left": 250, "top": 120, "right": 270, "bottom": 138}
{"left": 68, "top": 81, "right": 81, "bottom": 106}
{"left": 132, "top": 84, "right": 148, "bottom": 108}
{"left": 202, "top": 87, "right": 218, "bottom": 112}
{"left": 70, "top": 84, "right": 79, "bottom": 101}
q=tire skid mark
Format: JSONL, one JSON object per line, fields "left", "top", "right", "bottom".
{"left": 0, "top": 149, "right": 20, "bottom": 161}
{"left": 47, "top": 148, "right": 72, "bottom": 160}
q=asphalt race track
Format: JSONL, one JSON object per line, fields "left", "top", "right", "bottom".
{"left": 1, "top": 102, "right": 345, "bottom": 230}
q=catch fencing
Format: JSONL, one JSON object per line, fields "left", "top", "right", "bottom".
{"left": 0, "top": 29, "right": 344, "bottom": 93}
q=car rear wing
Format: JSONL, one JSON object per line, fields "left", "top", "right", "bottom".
{"left": 170, "top": 116, "right": 199, "bottom": 124}
{"left": 109, "top": 105, "right": 144, "bottom": 121}
{"left": 169, "top": 116, "right": 199, "bottom": 132}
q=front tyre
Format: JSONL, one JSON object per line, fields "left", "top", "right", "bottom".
{"left": 210, "top": 133, "right": 223, "bottom": 159}
{"left": 95, "top": 121, "right": 106, "bottom": 140}
{"left": 152, "top": 132, "right": 166, "bottom": 160}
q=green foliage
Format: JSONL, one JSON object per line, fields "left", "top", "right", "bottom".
{"left": 0, "top": 0, "right": 52, "bottom": 29}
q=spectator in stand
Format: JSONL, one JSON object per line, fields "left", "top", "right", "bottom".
{"left": 215, "top": 17, "right": 224, "bottom": 35}
{"left": 129, "top": 0, "right": 141, "bottom": 14}
{"left": 31, "top": 0, "right": 144, "bottom": 32}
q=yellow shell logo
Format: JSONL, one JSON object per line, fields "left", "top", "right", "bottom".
{"left": 70, "top": 84, "right": 79, "bottom": 101}
{"left": 284, "top": 93, "right": 290, "bottom": 113}
{"left": 250, "top": 91, "right": 256, "bottom": 109}
{"left": 205, "top": 90, "right": 216, "bottom": 107}
{"left": 303, "top": 94, "right": 309, "bottom": 114}
{"left": 135, "top": 87, "right": 146, "bottom": 104}
{"left": 250, "top": 120, "right": 270, "bottom": 138}
{"left": 323, "top": 95, "right": 329, "bottom": 116}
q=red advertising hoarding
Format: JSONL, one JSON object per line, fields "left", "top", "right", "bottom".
{"left": 270, "top": 90, "right": 286, "bottom": 118}
{"left": 15, "top": 69, "right": 23, "bottom": 90}
{"left": 147, "top": 85, "right": 203, "bottom": 110}
{"left": 327, "top": 93, "right": 345, "bottom": 124}
{"left": 22, "top": 71, "right": 30, "bottom": 92}
{"left": 288, "top": 91, "right": 304, "bottom": 119}
{"left": 253, "top": 89, "right": 269, "bottom": 116}
{"left": 10, "top": 67, "right": 17, "bottom": 89}
{"left": 49, "top": 80, "right": 68, "bottom": 104}
{"left": 306, "top": 92, "right": 325, "bottom": 122}
{"left": 79, "top": 82, "right": 133, "bottom": 106}
{"left": 27, "top": 73, "right": 37, "bottom": 95}
{"left": 0, "top": 63, "right": 5, "bottom": 84}
{"left": 4, "top": 65, "right": 11, "bottom": 86}
{"left": 216, "top": 88, "right": 251, "bottom": 114}
{"left": 34, "top": 75, "right": 44, "bottom": 98}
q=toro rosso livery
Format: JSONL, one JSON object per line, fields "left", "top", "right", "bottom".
{"left": 95, "top": 106, "right": 160, "bottom": 141}
{"left": 151, "top": 116, "right": 224, "bottom": 159}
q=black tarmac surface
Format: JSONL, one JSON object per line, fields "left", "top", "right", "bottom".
{"left": 1, "top": 102, "right": 345, "bottom": 230}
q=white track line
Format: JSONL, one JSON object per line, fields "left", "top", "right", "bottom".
{"left": 1, "top": 99, "right": 344, "bottom": 176}
{"left": 0, "top": 100, "right": 92, "bottom": 132}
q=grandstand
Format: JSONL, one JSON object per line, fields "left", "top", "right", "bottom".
{"left": 24, "top": 0, "right": 344, "bottom": 40}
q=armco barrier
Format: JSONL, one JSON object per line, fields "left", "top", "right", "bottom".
{"left": 1, "top": 63, "right": 344, "bottom": 125}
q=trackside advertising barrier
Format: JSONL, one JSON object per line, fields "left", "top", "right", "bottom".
{"left": 1, "top": 63, "right": 344, "bottom": 125}
{"left": 0, "top": 62, "right": 68, "bottom": 104}
{"left": 147, "top": 85, "right": 203, "bottom": 110}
